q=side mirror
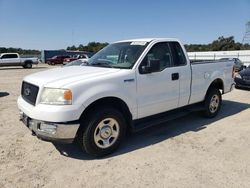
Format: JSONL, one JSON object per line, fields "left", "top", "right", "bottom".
{"left": 140, "top": 60, "right": 161, "bottom": 74}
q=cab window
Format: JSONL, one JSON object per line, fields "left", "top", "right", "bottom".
{"left": 1, "top": 54, "right": 18, "bottom": 59}
{"left": 169, "top": 42, "right": 187, "bottom": 66}
{"left": 140, "top": 42, "right": 172, "bottom": 71}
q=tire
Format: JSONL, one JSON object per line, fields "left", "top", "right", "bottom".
{"left": 202, "top": 88, "right": 222, "bottom": 118}
{"left": 26, "top": 62, "right": 32, "bottom": 69}
{"left": 77, "top": 106, "right": 127, "bottom": 157}
{"left": 23, "top": 62, "right": 32, "bottom": 69}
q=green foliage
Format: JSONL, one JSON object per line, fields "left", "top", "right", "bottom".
{"left": 0, "top": 47, "right": 40, "bottom": 55}
{"left": 67, "top": 42, "right": 109, "bottom": 52}
{"left": 2, "top": 37, "right": 249, "bottom": 55}
{"left": 185, "top": 36, "right": 250, "bottom": 52}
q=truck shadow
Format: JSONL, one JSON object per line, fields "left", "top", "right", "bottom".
{"left": 0, "top": 66, "right": 47, "bottom": 70}
{"left": 53, "top": 100, "right": 250, "bottom": 160}
{"left": 0, "top": 92, "right": 10, "bottom": 97}
{"left": 235, "top": 87, "right": 250, "bottom": 91}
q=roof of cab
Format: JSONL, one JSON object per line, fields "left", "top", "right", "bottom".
{"left": 115, "top": 38, "right": 179, "bottom": 43}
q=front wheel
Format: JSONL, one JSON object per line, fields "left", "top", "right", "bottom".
{"left": 77, "top": 107, "right": 127, "bottom": 157}
{"left": 203, "top": 88, "right": 222, "bottom": 118}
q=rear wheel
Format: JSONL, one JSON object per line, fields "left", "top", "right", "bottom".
{"left": 77, "top": 107, "right": 127, "bottom": 157}
{"left": 23, "top": 62, "right": 32, "bottom": 69}
{"left": 203, "top": 88, "right": 222, "bottom": 118}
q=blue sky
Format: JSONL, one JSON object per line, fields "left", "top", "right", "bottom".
{"left": 0, "top": 0, "right": 250, "bottom": 50}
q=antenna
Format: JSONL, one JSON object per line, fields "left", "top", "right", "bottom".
{"left": 242, "top": 21, "right": 250, "bottom": 44}
{"left": 71, "top": 29, "right": 75, "bottom": 45}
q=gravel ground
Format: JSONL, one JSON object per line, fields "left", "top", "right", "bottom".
{"left": 0, "top": 64, "right": 250, "bottom": 188}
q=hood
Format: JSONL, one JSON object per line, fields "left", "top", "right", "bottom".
{"left": 239, "top": 67, "right": 250, "bottom": 76}
{"left": 24, "top": 66, "right": 121, "bottom": 88}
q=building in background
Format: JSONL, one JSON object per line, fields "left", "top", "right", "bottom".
{"left": 188, "top": 50, "right": 250, "bottom": 66}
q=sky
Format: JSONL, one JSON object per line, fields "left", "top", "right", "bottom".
{"left": 0, "top": 0, "right": 250, "bottom": 50}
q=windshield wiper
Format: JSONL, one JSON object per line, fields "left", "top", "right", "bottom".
{"left": 90, "top": 60, "right": 114, "bottom": 68}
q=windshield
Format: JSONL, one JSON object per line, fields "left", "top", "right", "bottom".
{"left": 88, "top": 41, "right": 148, "bottom": 69}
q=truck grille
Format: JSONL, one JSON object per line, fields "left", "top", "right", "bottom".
{"left": 21, "top": 81, "right": 39, "bottom": 106}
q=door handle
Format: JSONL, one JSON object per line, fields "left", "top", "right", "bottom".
{"left": 172, "top": 73, "right": 179, "bottom": 80}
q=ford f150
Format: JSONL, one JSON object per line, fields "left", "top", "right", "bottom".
{"left": 18, "top": 38, "right": 234, "bottom": 156}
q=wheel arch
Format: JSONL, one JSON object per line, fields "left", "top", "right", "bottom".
{"left": 79, "top": 96, "right": 133, "bottom": 129}
{"left": 204, "top": 78, "right": 224, "bottom": 100}
{"left": 24, "top": 60, "right": 33, "bottom": 64}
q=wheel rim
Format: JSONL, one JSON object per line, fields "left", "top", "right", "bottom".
{"left": 94, "top": 118, "right": 120, "bottom": 149}
{"left": 209, "top": 94, "right": 219, "bottom": 113}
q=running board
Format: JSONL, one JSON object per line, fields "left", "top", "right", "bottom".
{"left": 132, "top": 103, "right": 204, "bottom": 132}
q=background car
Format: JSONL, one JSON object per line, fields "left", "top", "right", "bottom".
{"left": 234, "top": 65, "right": 250, "bottom": 89}
{"left": 0, "top": 53, "right": 39, "bottom": 68}
{"left": 46, "top": 55, "right": 70, "bottom": 65}
{"left": 220, "top": 58, "right": 245, "bottom": 72}
{"left": 63, "top": 54, "right": 89, "bottom": 65}
{"left": 63, "top": 59, "right": 88, "bottom": 67}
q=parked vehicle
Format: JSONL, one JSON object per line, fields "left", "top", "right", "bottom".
{"left": 0, "top": 53, "right": 39, "bottom": 68}
{"left": 18, "top": 38, "right": 234, "bottom": 157}
{"left": 63, "top": 54, "right": 89, "bottom": 65}
{"left": 234, "top": 65, "right": 250, "bottom": 89}
{"left": 220, "top": 58, "right": 244, "bottom": 72}
{"left": 46, "top": 55, "right": 70, "bottom": 65}
{"left": 63, "top": 59, "right": 88, "bottom": 67}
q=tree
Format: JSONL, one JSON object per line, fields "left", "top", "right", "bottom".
{"left": 185, "top": 36, "right": 250, "bottom": 52}
{"left": 0, "top": 47, "right": 40, "bottom": 55}
{"left": 66, "top": 42, "right": 109, "bottom": 52}
{"left": 66, "top": 45, "right": 77, "bottom": 51}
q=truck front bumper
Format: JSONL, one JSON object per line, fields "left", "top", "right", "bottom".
{"left": 19, "top": 111, "right": 80, "bottom": 143}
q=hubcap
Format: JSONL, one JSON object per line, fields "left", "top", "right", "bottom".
{"left": 94, "top": 118, "right": 120, "bottom": 149}
{"left": 209, "top": 94, "right": 219, "bottom": 113}
{"left": 100, "top": 126, "right": 112, "bottom": 139}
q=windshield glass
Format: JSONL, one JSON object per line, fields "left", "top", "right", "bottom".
{"left": 88, "top": 41, "right": 148, "bottom": 69}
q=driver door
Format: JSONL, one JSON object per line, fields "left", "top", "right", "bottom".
{"left": 136, "top": 42, "right": 180, "bottom": 118}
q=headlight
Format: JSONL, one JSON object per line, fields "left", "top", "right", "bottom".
{"left": 235, "top": 74, "right": 242, "bottom": 79}
{"left": 40, "top": 88, "right": 72, "bottom": 105}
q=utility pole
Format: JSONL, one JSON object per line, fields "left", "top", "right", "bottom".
{"left": 71, "top": 29, "right": 75, "bottom": 46}
{"left": 242, "top": 21, "right": 250, "bottom": 44}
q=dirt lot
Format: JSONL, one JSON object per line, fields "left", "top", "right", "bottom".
{"left": 0, "top": 64, "right": 250, "bottom": 188}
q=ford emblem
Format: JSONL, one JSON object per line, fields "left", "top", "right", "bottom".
{"left": 24, "top": 88, "right": 31, "bottom": 96}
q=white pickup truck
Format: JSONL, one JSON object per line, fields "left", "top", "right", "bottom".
{"left": 18, "top": 38, "right": 234, "bottom": 156}
{"left": 0, "top": 53, "right": 39, "bottom": 68}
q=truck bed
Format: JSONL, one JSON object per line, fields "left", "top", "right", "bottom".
{"left": 190, "top": 59, "right": 230, "bottom": 64}
{"left": 189, "top": 60, "right": 234, "bottom": 105}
